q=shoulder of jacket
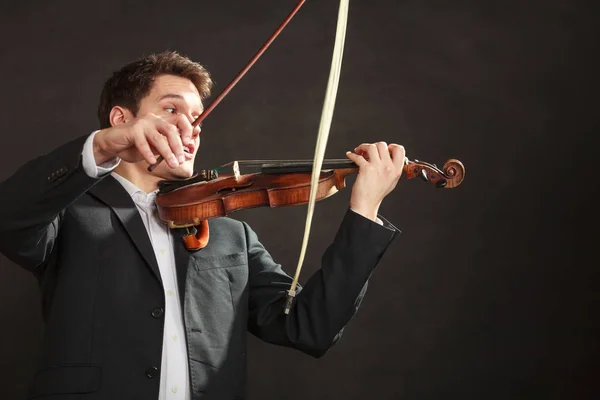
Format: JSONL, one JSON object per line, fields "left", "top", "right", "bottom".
{"left": 209, "top": 216, "right": 246, "bottom": 230}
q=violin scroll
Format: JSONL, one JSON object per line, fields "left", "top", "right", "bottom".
{"left": 404, "top": 158, "right": 465, "bottom": 188}
{"left": 441, "top": 159, "right": 465, "bottom": 188}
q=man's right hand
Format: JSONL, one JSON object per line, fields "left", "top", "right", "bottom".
{"left": 92, "top": 113, "right": 194, "bottom": 168}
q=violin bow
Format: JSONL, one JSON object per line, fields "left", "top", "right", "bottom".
{"left": 284, "top": 0, "right": 350, "bottom": 314}
{"left": 148, "top": 0, "right": 308, "bottom": 172}
{"left": 147, "top": 0, "right": 349, "bottom": 315}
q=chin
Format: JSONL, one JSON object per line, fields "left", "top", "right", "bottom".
{"left": 149, "top": 158, "right": 196, "bottom": 182}
{"left": 164, "top": 170, "right": 193, "bottom": 180}
{"left": 166, "top": 164, "right": 195, "bottom": 180}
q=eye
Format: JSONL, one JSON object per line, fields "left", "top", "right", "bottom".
{"left": 165, "top": 107, "right": 176, "bottom": 114}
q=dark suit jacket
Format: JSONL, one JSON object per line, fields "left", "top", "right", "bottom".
{"left": 0, "top": 134, "right": 399, "bottom": 399}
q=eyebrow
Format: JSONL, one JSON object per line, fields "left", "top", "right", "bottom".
{"left": 158, "top": 94, "right": 185, "bottom": 101}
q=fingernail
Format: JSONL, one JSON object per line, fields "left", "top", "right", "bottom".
{"left": 170, "top": 155, "right": 178, "bottom": 167}
{"left": 178, "top": 155, "right": 185, "bottom": 163}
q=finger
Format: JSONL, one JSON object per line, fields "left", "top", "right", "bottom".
{"left": 175, "top": 114, "right": 193, "bottom": 147}
{"left": 388, "top": 144, "right": 406, "bottom": 174}
{"left": 133, "top": 133, "right": 158, "bottom": 165}
{"left": 155, "top": 118, "right": 185, "bottom": 165}
{"left": 145, "top": 128, "right": 180, "bottom": 168}
{"left": 375, "top": 141, "right": 391, "bottom": 163}
{"left": 353, "top": 143, "right": 380, "bottom": 163}
{"left": 345, "top": 150, "right": 368, "bottom": 168}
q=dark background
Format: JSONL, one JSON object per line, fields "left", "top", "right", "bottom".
{"left": 0, "top": 0, "right": 597, "bottom": 399}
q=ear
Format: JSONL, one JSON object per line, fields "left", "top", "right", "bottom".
{"left": 108, "top": 106, "right": 134, "bottom": 126}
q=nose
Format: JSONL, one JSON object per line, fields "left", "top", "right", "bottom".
{"left": 175, "top": 112, "right": 198, "bottom": 138}
{"left": 192, "top": 123, "right": 202, "bottom": 138}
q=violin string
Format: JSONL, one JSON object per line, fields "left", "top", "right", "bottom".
{"left": 214, "top": 159, "right": 355, "bottom": 176}
{"left": 236, "top": 159, "right": 355, "bottom": 168}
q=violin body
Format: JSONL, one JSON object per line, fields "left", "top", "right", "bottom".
{"left": 156, "top": 166, "right": 356, "bottom": 229}
{"left": 155, "top": 158, "right": 464, "bottom": 229}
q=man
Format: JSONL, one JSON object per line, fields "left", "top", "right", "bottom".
{"left": 0, "top": 51, "right": 404, "bottom": 399}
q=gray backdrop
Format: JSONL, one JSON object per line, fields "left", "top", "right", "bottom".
{"left": 0, "top": 0, "right": 596, "bottom": 399}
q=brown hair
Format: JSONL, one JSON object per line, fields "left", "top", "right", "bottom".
{"left": 97, "top": 51, "right": 213, "bottom": 128}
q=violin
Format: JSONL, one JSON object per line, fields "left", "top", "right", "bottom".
{"left": 155, "top": 157, "right": 465, "bottom": 250}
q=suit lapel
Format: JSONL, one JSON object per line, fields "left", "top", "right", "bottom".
{"left": 88, "top": 175, "right": 162, "bottom": 285}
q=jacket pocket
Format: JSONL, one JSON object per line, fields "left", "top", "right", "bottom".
{"left": 191, "top": 251, "right": 246, "bottom": 271}
{"left": 27, "top": 364, "right": 101, "bottom": 399}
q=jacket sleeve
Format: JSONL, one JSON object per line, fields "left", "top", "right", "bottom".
{"left": 244, "top": 208, "right": 400, "bottom": 358}
{"left": 0, "top": 134, "right": 111, "bottom": 271}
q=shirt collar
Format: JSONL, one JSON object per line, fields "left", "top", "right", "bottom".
{"left": 110, "top": 172, "right": 159, "bottom": 208}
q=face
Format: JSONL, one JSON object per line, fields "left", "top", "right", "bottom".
{"left": 130, "top": 74, "right": 204, "bottom": 181}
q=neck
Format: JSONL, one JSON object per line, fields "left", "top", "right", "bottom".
{"left": 113, "top": 163, "right": 161, "bottom": 194}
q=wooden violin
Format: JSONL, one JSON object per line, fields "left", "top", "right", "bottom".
{"left": 155, "top": 157, "right": 465, "bottom": 250}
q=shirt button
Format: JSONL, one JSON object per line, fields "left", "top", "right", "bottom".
{"left": 145, "top": 367, "right": 159, "bottom": 379}
{"left": 167, "top": 290, "right": 174, "bottom": 297}
{"left": 151, "top": 308, "right": 164, "bottom": 318}
{"left": 171, "top": 386, "right": 178, "bottom": 393}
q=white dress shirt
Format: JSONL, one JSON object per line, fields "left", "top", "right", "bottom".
{"left": 82, "top": 131, "right": 190, "bottom": 400}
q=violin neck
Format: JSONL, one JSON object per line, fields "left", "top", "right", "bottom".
{"left": 258, "top": 159, "right": 357, "bottom": 174}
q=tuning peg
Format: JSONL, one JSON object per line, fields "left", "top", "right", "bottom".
{"left": 420, "top": 169, "right": 428, "bottom": 181}
{"left": 436, "top": 180, "right": 447, "bottom": 188}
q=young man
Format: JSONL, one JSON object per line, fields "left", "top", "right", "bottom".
{"left": 0, "top": 52, "right": 404, "bottom": 400}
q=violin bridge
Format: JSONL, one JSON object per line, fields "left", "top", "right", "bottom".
{"left": 233, "top": 161, "right": 240, "bottom": 180}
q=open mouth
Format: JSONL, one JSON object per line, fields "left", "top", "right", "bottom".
{"left": 183, "top": 144, "right": 195, "bottom": 159}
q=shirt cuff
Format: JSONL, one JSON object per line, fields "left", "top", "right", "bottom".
{"left": 349, "top": 208, "right": 383, "bottom": 226}
{"left": 82, "top": 130, "right": 120, "bottom": 178}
